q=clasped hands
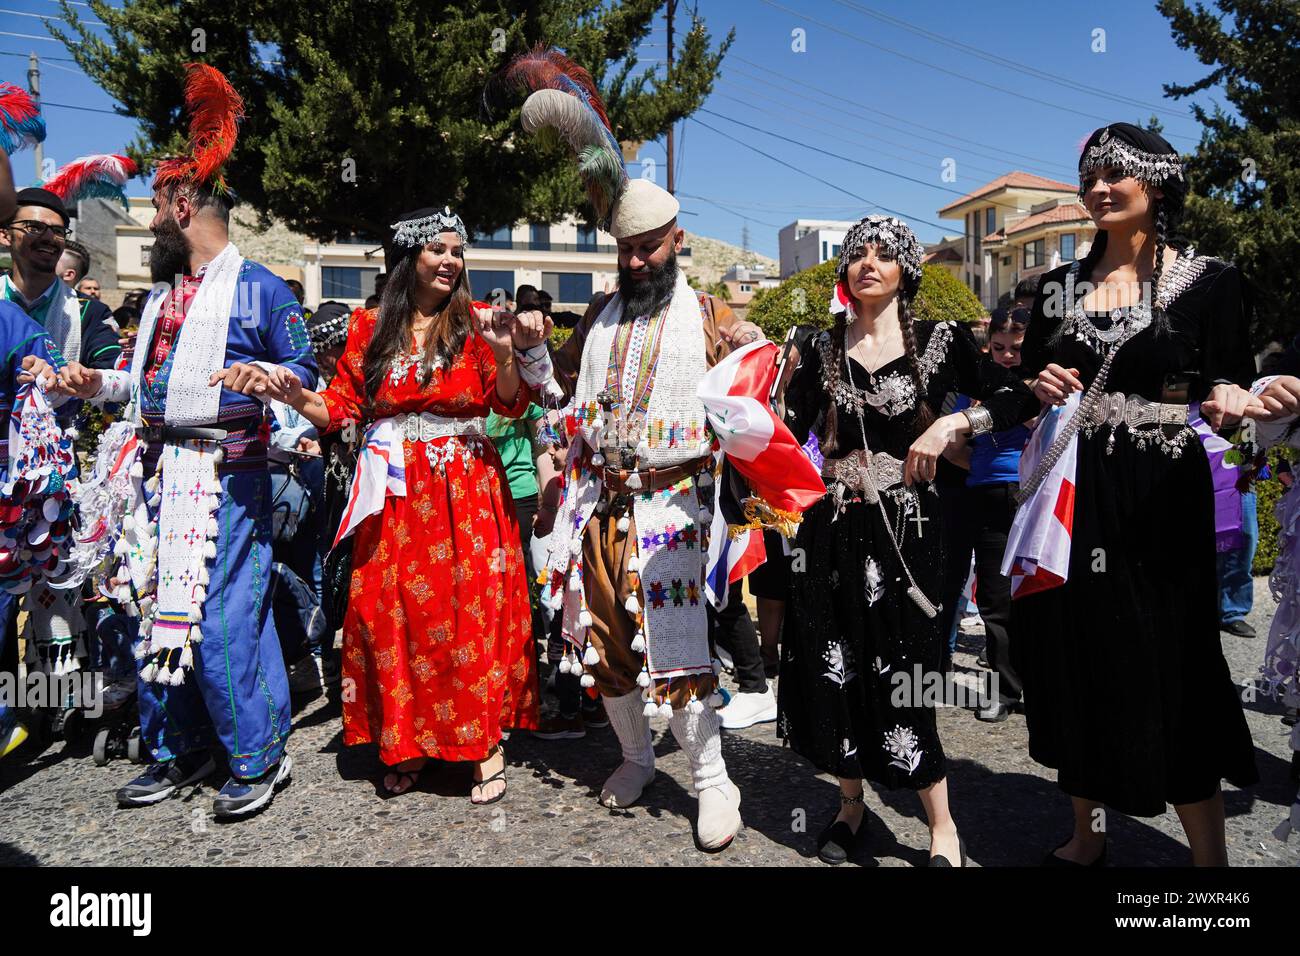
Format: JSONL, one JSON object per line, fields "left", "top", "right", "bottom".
{"left": 19, "top": 355, "right": 306, "bottom": 403}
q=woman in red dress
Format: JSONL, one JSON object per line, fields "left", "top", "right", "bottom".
{"left": 277, "top": 207, "right": 538, "bottom": 803}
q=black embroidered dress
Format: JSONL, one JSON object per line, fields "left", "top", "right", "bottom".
{"left": 778, "top": 320, "right": 1037, "bottom": 788}
{"left": 1011, "top": 253, "right": 1258, "bottom": 816}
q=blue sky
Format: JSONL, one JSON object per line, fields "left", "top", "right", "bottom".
{"left": 2, "top": 0, "right": 1232, "bottom": 258}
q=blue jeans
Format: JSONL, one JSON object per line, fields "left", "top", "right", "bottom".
{"left": 1217, "top": 490, "right": 1258, "bottom": 624}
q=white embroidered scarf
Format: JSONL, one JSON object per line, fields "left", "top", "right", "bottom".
{"left": 2, "top": 276, "right": 81, "bottom": 368}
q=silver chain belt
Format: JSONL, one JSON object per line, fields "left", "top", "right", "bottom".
{"left": 393, "top": 412, "right": 486, "bottom": 443}
{"left": 822, "top": 448, "right": 906, "bottom": 504}
{"left": 1084, "top": 392, "right": 1188, "bottom": 429}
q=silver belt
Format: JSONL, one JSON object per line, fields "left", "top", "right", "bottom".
{"left": 1084, "top": 393, "right": 1187, "bottom": 429}
{"left": 822, "top": 449, "right": 906, "bottom": 505}
{"left": 393, "top": 412, "right": 486, "bottom": 442}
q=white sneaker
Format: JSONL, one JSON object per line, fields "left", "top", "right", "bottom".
{"left": 718, "top": 682, "right": 777, "bottom": 730}
{"left": 696, "top": 780, "right": 742, "bottom": 851}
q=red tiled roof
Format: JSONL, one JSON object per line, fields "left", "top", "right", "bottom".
{"left": 938, "top": 171, "right": 1078, "bottom": 216}
{"left": 1004, "top": 202, "right": 1091, "bottom": 236}
{"left": 923, "top": 246, "right": 962, "bottom": 263}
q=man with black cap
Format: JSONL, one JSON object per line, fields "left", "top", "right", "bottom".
{"left": 1, "top": 187, "right": 121, "bottom": 372}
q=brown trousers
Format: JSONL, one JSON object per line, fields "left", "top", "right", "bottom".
{"left": 581, "top": 507, "right": 716, "bottom": 709}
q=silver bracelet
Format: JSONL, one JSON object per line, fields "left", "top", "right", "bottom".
{"left": 962, "top": 405, "right": 994, "bottom": 436}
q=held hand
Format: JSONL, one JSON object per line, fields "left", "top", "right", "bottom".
{"left": 533, "top": 505, "right": 556, "bottom": 537}
{"left": 1200, "top": 382, "right": 1264, "bottom": 430}
{"left": 904, "top": 414, "right": 960, "bottom": 486}
{"left": 1245, "top": 375, "right": 1300, "bottom": 422}
{"left": 511, "top": 308, "right": 552, "bottom": 351}
{"left": 18, "top": 355, "right": 59, "bottom": 390}
{"left": 209, "top": 362, "right": 274, "bottom": 397}
{"left": 297, "top": 437, "right": 321, "bottom": 455}
{"left": 261, "top": 365, "right": 303, "bottom": 404}
{"left": 119, "top": 328, "right": 138, "bottom": 362}
{"left": 475, "top": 305, "right": 516, "bottom": 360}
{"left": 57, "top": 361, "right": 103, "bottom": 399}
{"left": 1032, "top": 363, "right": 1083, "bottom": 406}
{"left": 719, "top": 321, "right": 764, "bottom": 349}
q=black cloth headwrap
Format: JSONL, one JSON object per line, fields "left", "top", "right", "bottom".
{"left": 1078, "top": 123, "right": 1186, "bottom": 213}
{"left": 11, "top": 187, "right": 71, "bottom": 226}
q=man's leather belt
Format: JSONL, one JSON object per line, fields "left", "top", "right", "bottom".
{"left": 139, "top": 424, "right": 229, "bottom": 443}
{"left": 591, "top": 454, "right": 712, "bottom": 496}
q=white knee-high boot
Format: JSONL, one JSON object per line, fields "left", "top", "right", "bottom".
{"left": 669, "top": 703, "right": 742, "bottom": 850}
{"left": 598, "top": 689, "right": 656, "bottom": 808}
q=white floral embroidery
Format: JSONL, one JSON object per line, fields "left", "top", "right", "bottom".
{"left": 841, "top": 737, "right": 858, "bottom": 759}
{"left": 864, "top": 555, "right": 885, "bottom": 606}
{"left": 917, "top": 321, "right": 955, "bottom": 388}
{"left": 883, "top": 725, "right": 923, "bottom": 774}
{"left": 822, "top": 642, "right": 857, "bottom": 686}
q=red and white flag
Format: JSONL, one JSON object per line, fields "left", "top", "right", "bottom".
{"left": 697, "top": 339, "right": 826, "bottom": 606}
{"left": 1001, "top": 393, "right": 1078, "bottom": 598}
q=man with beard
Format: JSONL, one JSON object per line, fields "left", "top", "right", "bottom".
{"left": 1, "top": 188, "right": 121, "bottom": 376}
{"left": 512, "top": 178, "right": 764, "bottom": 852}
{"left": 50, "top": 64, "right": 316, "bottom": 818}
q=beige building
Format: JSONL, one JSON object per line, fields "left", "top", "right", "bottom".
{"left": 720, "top": 264, "right": 780, "bottom": 309}
{"left": 937, "top": 172, "right": 1094, "bottom": 308}
{"left": 104, "top": 198, "right": 690, "bottom": 312}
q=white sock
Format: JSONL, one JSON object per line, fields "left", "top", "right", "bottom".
{"left": 669, "top": 703, "right": 729, "bottom": 792}
{"left": 602, "top": 689, "right": 654, "bottom": 769}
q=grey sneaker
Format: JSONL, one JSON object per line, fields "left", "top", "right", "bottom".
{"left": 212, "top": 754, "right": 293, "bottom": 819}
{"left": 116, "top": 752, "right": 216, "bottom": 807}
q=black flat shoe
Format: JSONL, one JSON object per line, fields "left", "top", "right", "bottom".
{"left": 975, "top": 701, "right": 1012, "bottom": 723}
{"left": 1042, "top": 839, "right": 1107, "bottom": 867}
{"left": 817, "top": 819, "right": 866, "bottom": 865}
{"left": 929, "top": 834, "right": 966, "bottom": 867}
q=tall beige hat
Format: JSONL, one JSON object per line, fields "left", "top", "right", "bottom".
{"left": 609, "top": 178, "right": 680, "bottom": 239}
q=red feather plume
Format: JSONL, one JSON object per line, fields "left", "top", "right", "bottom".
{"left": 500, "top": 46, "right": 612, "bottom": 132}
{"left": 152, "top": 63, "right": 245, "bottom": 192}
{"left": 43, "top": 153, "right": 139, "bottom": 206}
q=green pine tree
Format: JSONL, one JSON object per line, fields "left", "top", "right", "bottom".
{"left": 50, "top": 0, "right": 731, "bottom": 254}
{"left": 1158, "top": 0, "right": 1300, "bottom": 346}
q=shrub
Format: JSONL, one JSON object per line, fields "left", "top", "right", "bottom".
{"left": 1254, "top": 445, "right": 1298, "bottom": 575}
{"left": 747, "top": 262, "right": 985, "bottom": 340}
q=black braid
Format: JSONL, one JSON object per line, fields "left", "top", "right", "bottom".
{"left": 820, "top": 308, "right": 847, "bottom": 455}
{"left": 898, "top": 294, "right": 935, "bottom": 435}
{"left": 1150, "top": 200, "right": 1172, "bottom": 335}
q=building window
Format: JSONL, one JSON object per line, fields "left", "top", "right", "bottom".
{"left": 576, "top": 224, "right": 598, "bottom": 251}
{"left": 822, "top": 240, "right": 828, "bottom": 261}
{"left": 739, "top": 284, "right": 752, "bottom": 293}
{"left": 140, "top": 245, "right": 151, "bottom": 268}
{"left": 986, "top": 207, "right": 996, "bottom": 238}
{"left": 469, "top": 269, "right": 516, "bottom": 303}
{"left": 1024, "top": 239, "right": 1045, "bottom": 269}
{"left": 475, "top": 226, "right": 512, "bottom": 249}
{"left": 1059, "top": 232, "right": 1076, "bottom": 261}
{"left": 966, "top": 213, "right": 972, "bottom": 263}
{"left": 974, "top": 274, "right": 981, "bottom": 296}
{"left": 1002, "top": 256, "right": 1011, "bottom": 266}
{"left": 831, "top": 244, "right": 841, "bottom": 257}
{"left": 321, "top": 266, "right": 380, "bottom": 300}
{"left": 541, "top": 271, "right": 593, "bottom": 304}
{"left": 529, "top": 223, "right": 551, "bottom": 250}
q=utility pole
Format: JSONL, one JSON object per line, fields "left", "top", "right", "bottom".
{"left": 741, "top": 223, "right": 750, "bottom": 254}
{"left": 27, "top": 52, "right": 42, "bottom": 181}
{"left": 665, "top": 0, "right": 675, "bottom": 195}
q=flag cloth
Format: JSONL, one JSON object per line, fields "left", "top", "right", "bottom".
{"left": 1002, "top": 393, "right": 1079, "bottom": 598}
{"left": 1188, "top": 402, "right": 1246, "bottom": 553}
{"left": 697, "top": 339, "right": 826, "bottom": 607}
{"left": 334, "top": 418, "right": 406, "bottom": 547}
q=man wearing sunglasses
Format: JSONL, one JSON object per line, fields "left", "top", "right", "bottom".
{"left": 0, "top": 187, "right": 122, "bottom": 377}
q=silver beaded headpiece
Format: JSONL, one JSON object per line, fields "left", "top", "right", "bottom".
{"left": 390, "top": 206, "right": 469, "bottom": 248}
{"left": 1078, "top": 127, "right": 1184, "bottom": 198}
{"left": 837, "top": 214, "right": 924, "bottom": 287}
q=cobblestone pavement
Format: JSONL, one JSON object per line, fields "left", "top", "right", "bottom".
{"left": 2, "top": 579, "right": 1297, "bottom": 867}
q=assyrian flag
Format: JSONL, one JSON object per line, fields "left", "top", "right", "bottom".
{"left": 698, "top": 339, "right": 826, "bottom": 607}
{"left": 333, "top": 419, "right": 406, "bottom": 547}
{"left": 1001, "top": 393, "right": 1079, "bottom": 598}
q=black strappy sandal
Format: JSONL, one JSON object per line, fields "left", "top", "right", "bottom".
{"left": 470, "top": 748, "right": 507, "bottom": 805}
{"left": 380, "top": 759, "right": 427, "bottom": 797}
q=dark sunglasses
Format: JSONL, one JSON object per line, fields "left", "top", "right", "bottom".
{"left": 6, "top": 220, "right": 69, "bottom": 241}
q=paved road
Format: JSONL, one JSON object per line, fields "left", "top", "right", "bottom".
{"left": 2, "top": 579, "right": 1297, "bottom": 867}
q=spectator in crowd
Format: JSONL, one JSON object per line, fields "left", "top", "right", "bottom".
{"left": 76, "top": 276, "right": 101, "bottom": 299}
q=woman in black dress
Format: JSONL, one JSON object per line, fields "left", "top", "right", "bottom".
{"left": 778, "top": 215, "right": 1038, "bottom": 865}
{"left": 1015, "top": 123, "right": 1260, "bottom": 866}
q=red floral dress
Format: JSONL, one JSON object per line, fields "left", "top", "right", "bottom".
{"left": 321, "top": 309, "right": 539, "bottom": 764}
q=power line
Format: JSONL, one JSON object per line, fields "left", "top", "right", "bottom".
{"left": 0, "top": 30, "right": 72, "bottom": 43}
{"left": 688, "top": 115, "right": 947, "bottom": 232}
{"left": 678, "top": 191, "right": 785, "bottom": 228}
{"left": 698, "top": 107, "right": 1064, "bottom": 217}
{"left": 0, "top": 48, "right": 79, "bottom": 63}
{"left": 0, "top": 8, "right": 106, "bottom": 27}
{"left": 759, "top": 0, "right": 1198, "bottom": 139}
{"left": 42, "top": 99, "right": 121, "bottom": 115}
{"left": 712, "top": 82, "right": 1066, "bottom": 184}
{"left": 728, "top": 56, "right": 1075, "bottom": 174}
{"left": 828, "top": 0, "right": 1199, "bottom": 127}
